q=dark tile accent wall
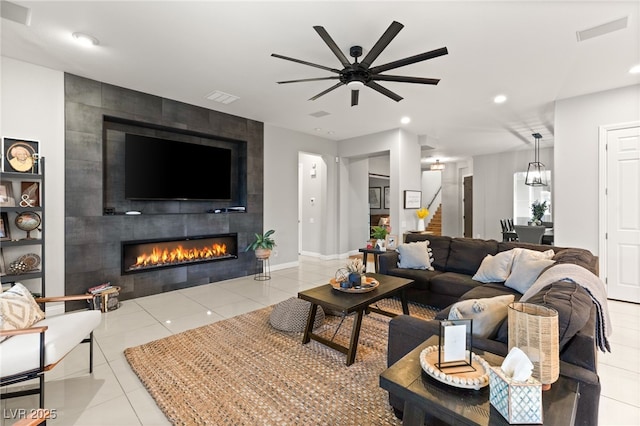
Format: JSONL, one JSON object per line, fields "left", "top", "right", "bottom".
{"left": 64, "top": 74, "right": 264, "bottom": 310}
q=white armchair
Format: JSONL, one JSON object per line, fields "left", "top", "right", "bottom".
{"left": 0, "top": 289, "right": 102, "bottom": 409}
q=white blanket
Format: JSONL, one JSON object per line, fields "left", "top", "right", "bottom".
{"left": 521, "top": 263, "right": 612, "bottom": 352}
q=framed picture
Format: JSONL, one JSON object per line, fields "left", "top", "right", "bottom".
{"left": 20, "top": 181, "right": 40, "bottom": 207}
{"left": 2, "top": 137, "right": 39, "bottom": 173}
{"left": 404, "top": 190, "right": 422, "bottom": 209}
{"left": 0, "top": 249, "right": 5, "bottom": 276}
{"left": 0, "top": 182, "right": 15, "bottom": 207}
{"left": 385, "top": 234, "right": 398, "bottom": 250}
{"left": 383, "top": 186, "right": 390, "bottom": 209}
{"left": 369, "top": 186, "right": 381, "bottom": 209}
{"left": 0, "top": 212, "right": 10, "bottom": 241}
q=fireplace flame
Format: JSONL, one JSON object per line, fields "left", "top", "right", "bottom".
{"left": 132, "top": 243, "right": 228, "bottom": 269}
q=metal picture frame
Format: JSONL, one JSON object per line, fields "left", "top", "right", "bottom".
{"left": 2, "top": 137, "right": 40, "bottom": 174}
{"left": 0, "top": 182, "right": 15, "bottom": 207}
{"left": 0, "top": 212, "right": 11, "bottom": 241}
{"left": 384, "top": 186, "right": 390, "bottom": 209}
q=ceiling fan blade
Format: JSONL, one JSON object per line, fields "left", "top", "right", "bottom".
{"left": 365, "top": 81, "right": 403, "bottom": 102}
{"left": 309, "top": 82, "right": 344, "bottom": 101}
{"left": 271, "top": 53, "right": 340, "bottom": 73}
{"left": 351, "top": 90, "right": 359, "bottom": 106}
{"left": 277, "top": 76, "right": 340, "bottom": 84}
{"left": 371, "top": 75, "right": 440, "bottom": 85}
{"left": 369, "top": 47, "right": 448, "bottom": 74}
{"left": 360, "top": 21, "right": 404, "bottom": 68}
{"left": 313, "top": 26, "right": 351, "bottom": 67}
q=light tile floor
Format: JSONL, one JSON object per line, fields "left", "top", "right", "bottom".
{"left": 2, "top": 256, "right": 639, "bottom": 425}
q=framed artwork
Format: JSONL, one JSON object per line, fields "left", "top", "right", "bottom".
{"left": 384, "top": 186, "right": 390, "bottom": 209}
{"left": 404, "top": 190, "right": 422, "bottom": 209}
{"left": 0, "top": 182, "right": 15, "bottom": 207}
{"left": 2, "top": 137, "right": 39, "bottom": 174}
{"left": 369, "top": 186, "right": 381, "bottom": 209}
{"left": 20, "top": 181, "right": 40, "bottom": 207}
{"left": 385, "top": 234, "right": 397, "bottom": 250}
{"left": 0, "top": 249, "right": 5, "bottom": 276}
{"left": 0, "top": 212, "right": 10, "bottom": 241}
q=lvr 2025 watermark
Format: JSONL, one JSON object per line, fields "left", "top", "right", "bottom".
{"left": 2, "top": 408, "right": 57, "bottom": 420}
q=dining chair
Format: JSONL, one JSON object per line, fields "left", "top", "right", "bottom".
{"left": 514, "top": 225, "right": 546, "bottom": 244}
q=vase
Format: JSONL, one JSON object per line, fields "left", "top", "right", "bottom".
{"left": 417, "top": 218, "right": 425, "bottom": 231}
{"left": 348, "top": 272, "right": 362, "bottom": 286}
{"left": 375, "top": 239, "right": 386, "bottom": 251}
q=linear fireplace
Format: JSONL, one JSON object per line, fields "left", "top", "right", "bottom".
{"left": 121, "top": 233, "right": 238, "bottom": 275}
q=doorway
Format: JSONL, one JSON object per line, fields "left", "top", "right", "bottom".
{"left": 463, "top": 175, "right": 473, "bottom": 238}
{"left": 600, "top": 123, "right": 640, "bottom": 303}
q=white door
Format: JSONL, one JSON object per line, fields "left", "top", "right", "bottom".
{"left": 605, "top": 124, "right": 640, "bottom": 302}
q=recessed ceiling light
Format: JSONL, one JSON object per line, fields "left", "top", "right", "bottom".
{"left": 327, "top": 130, "right": 335, "bottom": 135}
{"left": 630, "top": 64, "right": 640, "bottom": 74}
{"left": 401, "top": 117, "right": 411, "bottom": 124}
{"left": 314, "top": 127, "right": 322, "bottom": 132}
{"left": 494, "top": 94, "right": 507, "bottom": 104}
{"left": 72, "top": 32, "right": 99, "bottom": 47}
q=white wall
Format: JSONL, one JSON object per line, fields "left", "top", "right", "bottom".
{"left": 473, "top": 147, "right": 553, "bottom": 241}
{"left": 421, "top": 170, "right": 441, "bottom": 225}
{"left": 555, "top": 84, "right": 640, "bottom": 254}
{"left": 1, "top": 58, "right": 65, "bottom": 311}
{"left": 299, "top": 152, "right": 326, "bottom": 256}
{"left": 264, "top": 125, "right": 339, "bottom": 266}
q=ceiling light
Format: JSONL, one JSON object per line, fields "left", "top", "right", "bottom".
{"left": 206, "top": 90, "right": 239, "bottom": 104}
{"left": 72, "top": 32, "right": 99, "bottom": 47}
{"left": 630, "top": 64, "right": 640, "bottom": 74}
{"left": 494, "top": 94, "right": 507, "bottom": 104}
{"left": 401, "top": 117, "right": 411, "bottom": 124}
{"left": 346, "top": 80, "right": 365, "bottom": 89}
{"left": 430, "top": 160, "right": 445, "bottom": 171}
{"left": 525, "top": 133, "right": 548, "bottom": 186}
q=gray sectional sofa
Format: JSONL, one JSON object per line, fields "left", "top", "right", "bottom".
{"left": 377, "top": 233, "right": 603, "bottom": 425}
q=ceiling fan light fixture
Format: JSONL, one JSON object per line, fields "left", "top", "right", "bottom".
{"left": 346, "top": 80, "right": 365, "bottom": 89}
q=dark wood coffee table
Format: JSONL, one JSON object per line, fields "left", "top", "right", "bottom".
{"left": 380, "top": 336, "right": 580, "bottom": 425}
{"left": 298, "top": 273, "right": 414, "bottom": 366}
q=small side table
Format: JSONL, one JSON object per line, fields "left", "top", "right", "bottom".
{"left": 254, "top": 257, "right": 271, "bottom": 281}
{"left": 358, "top": 247, "right": 387, "bottom": 273}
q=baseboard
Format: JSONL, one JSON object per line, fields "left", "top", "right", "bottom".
{"left": 270, "top": 260, "right": 299, "bottom": 271}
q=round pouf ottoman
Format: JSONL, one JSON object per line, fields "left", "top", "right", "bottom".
{"left": 269, "top": 297, "right": 325, "bottom": 332}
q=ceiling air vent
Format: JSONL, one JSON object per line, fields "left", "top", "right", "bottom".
{"left": 309, "top": 111, "right": 330, "bottom": 118}
{"left": 1, "top": 0, "right": 32, "bottom": 26}
{"left": 205, "top": 90, "right": 239, "bottom": 104}
{"left": 576, "top": 16, "right": 628, "bottom": 42}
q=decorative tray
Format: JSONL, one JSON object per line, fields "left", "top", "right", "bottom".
{"left": 419, "top": 345, "right": 491, "bottom": 390}
{"left": 18, "top": 253, "right": 41, "bottom": 270}
{"left": 330, "top": 277, "right": 379, "bottom": 293}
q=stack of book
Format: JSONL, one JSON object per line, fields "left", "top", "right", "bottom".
{"left": 88, "top": 282, "right": 112, "bottom": 294}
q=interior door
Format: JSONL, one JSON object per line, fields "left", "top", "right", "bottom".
{"left": 605, "top": 125, "right": 640, "bottom": 302}
{"left": 463, "top": 176, "right": 473, "bottom": 238}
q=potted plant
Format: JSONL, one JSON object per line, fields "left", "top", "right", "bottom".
{"left": 370, "top": 226, "right": 388, "bottom": 251}
{"left": 531, "top": 201, "right": 548, "bottom": 225}
{"left": 416, "top": 207, "right": 429, "bottom": 231}
{"left": 245, "top": 229, "right": 276, "bottom": 259}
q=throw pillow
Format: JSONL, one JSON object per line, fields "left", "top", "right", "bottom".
{"left": 0, "top": 283, "right": 45, "bottom": 342}
{"left": 505, "top": 258, "right": 556, "bottom": 294}
{"left": 512, "top": 247, "right": 555, "bottom": 262}
{"left": 472, "top": 250, "right": 516, "bottom": 283}
{"left": 396, "top": 241, "right": 434, "bottom": 270}
{"left": 448, "top": 294, "right": 515, "bottom": 338}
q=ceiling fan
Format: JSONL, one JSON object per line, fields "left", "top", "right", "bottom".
{"left": 271, "top": 21, "right": 448, "bottom": 106}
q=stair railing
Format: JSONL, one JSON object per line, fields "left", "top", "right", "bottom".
{"left": 427, "top": 187, "right": 442, "bottom": 211}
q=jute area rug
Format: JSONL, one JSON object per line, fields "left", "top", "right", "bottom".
{"left": 125, "top": 299, "right": 437, "bottom": 426}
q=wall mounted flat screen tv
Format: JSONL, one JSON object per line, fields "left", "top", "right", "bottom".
{"left": 125, "top": 134, "right": 232, "bottom": 200}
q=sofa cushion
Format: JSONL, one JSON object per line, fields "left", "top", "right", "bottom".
{"left": 448, "top": 294, "right": 515, "bottom": 338}
{"left": 0, "top": 309, "right": 101, "bottom": 377}
{"left": 0, "top": 283, "right": 45, "bottom": 342}
{"left": 498, "top": 241, "right": 561, "bottom": 254}
{"left": 552, "top": 248, "right": 598, "bottom": 275}
{"left": 472, "top": 250, "right": 517, "bottom": 283}
{"left": 505, "top": 257, "right": 556, "bottom": 294}
{"left": 385, "top": 268, "right": 442, "bottom": 292}
{"left": 495, "top": 281, "right": 593, "bottom": 350}
{"left": 405, "top": 234, "right": 451, "bottom": 271}
{"left": 430, "top": 272, "right": 483, "bottom": 299}
{"left": 396, "top": 241, "right": 434, "bottom": 270}
{"left": 446, "top": 238, "right": 499, "bottom": 275}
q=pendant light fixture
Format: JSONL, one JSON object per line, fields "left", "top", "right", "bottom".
{"left": 525, "top": 133, "right": 547, "bottom": 186}
{"left": 430, "top": 159, "right": 445, "bottom": 171}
